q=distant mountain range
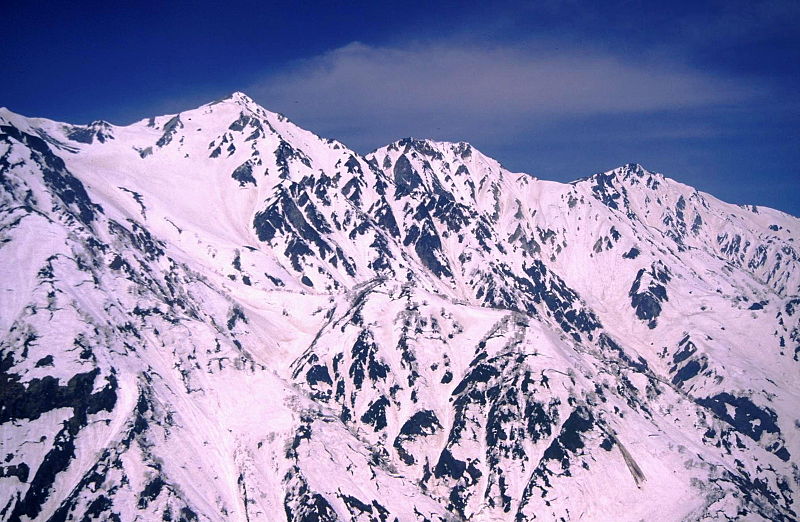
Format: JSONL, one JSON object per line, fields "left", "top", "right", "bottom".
{"left": 1, "top": 92, "right": 798, "bottom": 521}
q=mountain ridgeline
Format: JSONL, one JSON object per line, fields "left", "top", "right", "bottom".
{"left": 0, "top": 92, "right": 798, "bottom": 521}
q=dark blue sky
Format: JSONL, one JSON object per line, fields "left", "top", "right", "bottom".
{"left": 4, "top": 1, "right": 799, "bottom": 215}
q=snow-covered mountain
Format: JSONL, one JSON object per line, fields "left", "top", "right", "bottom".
{"left": 1, "top": 92, "right": 798, "bottom": 521}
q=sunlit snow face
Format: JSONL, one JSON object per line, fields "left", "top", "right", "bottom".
{"left": 0, "top": 93, "right": 797, "bottom": 522}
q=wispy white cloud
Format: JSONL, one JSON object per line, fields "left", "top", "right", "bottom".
{"left": 246, "top": 40, "right": 760, "bottom": 150}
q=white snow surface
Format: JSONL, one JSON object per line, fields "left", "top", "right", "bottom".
{"left": 0, "top": 92, "right": 798, "bottom": 521}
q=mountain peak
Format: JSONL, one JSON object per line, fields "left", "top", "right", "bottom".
{"left": 206, "top": 91, "right": 263, "bottom": 114}
{"left": 381, "top": 137, "right": 475, "bottom": 156}
{"left": 571, "top": 162, "right": 662, "bottom": 185}
{"left": 616, "top": 162, "right": 651, "bottom": 176}
{"left": 227, "top": 91, "right": 256, "bottom": 104}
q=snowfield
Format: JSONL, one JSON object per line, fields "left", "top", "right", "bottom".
{"left": 0, "top": 92, "right": 798, "bottom": 521}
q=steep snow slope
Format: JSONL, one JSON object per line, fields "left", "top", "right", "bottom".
{"left": 1, "top": 93, "right": 798, "bottom": 521}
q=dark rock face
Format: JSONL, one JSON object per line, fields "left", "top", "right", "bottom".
{"left": 434, "top": 448, "right": 466, "bottom": 480}
{"left": 156, "top": 116, "right": 183, "bottom": 147}
{"left": 629, "top": 263, "right": 671, "bottom": 328}
{"left": 360, "top": 396, "right": 390, "bottom": 431}
{"left": 1, "top": 125, "right": 103, "bottom": 224}
{"left": 696, "top": 393, "right": 790, "bottom": 461}
{"left": 394, "top": 410, "right": 442, "bottom": 465}
{"left": 393, "top": 154, "right": 424, "bottom": 198}
{"left": 0, "top": 369, "right": 116, "bottom": 424}
{"left": 4, "top": 370, "right": 117, "bottom": 520}
{"left": 622, "top": 247, "right": 640, "bottom": 259}
{"left": 232, "top": 160, "right": 258, "bottom": 186}
{"left": 283, "top": 468, "right": 338, "bottom": 522}
{"left": 411, "top": 221, "right": 452, "bottom": 278}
